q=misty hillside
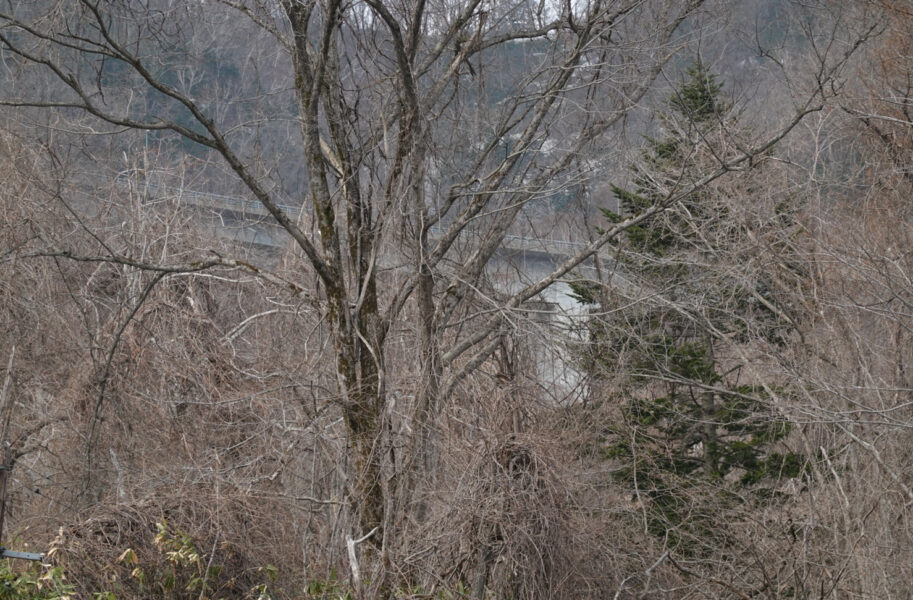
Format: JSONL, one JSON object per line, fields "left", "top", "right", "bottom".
{"left": 0, "top": 1, "right": 910, "bottom": 599}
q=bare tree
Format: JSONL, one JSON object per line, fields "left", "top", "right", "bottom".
{"left": 0, "top": 0, "right": 880, "bottom": 596}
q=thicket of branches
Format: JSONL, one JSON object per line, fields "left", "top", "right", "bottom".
{"left": 1, "top": 0, "right": 912, "bottom": 598}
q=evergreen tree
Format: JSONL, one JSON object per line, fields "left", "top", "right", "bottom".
{"left": 573, "top": 62, "right": 805, "bottom": 551}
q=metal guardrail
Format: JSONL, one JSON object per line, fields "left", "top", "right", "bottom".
{"left": 426, "top": 226, "right": 609, "bottom": 262}
{"left": 141, "top": 182, "right": 301, "bottom": 220}
{"left": 1, "top": 548, "right": 44, "bottom": 561}
{"left": 138, "top": 179, "right": 609, "bottom": 262}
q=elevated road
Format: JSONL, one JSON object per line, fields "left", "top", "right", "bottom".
{"left": 142, "top": 182, "right": 616, "bottom": 270}
{"left": 137, "top": 181, "right": 628, "bottom": 396}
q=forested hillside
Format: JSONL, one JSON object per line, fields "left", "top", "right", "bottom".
{"left": 0, "top": 1, "right": 910, "bottom": 598}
